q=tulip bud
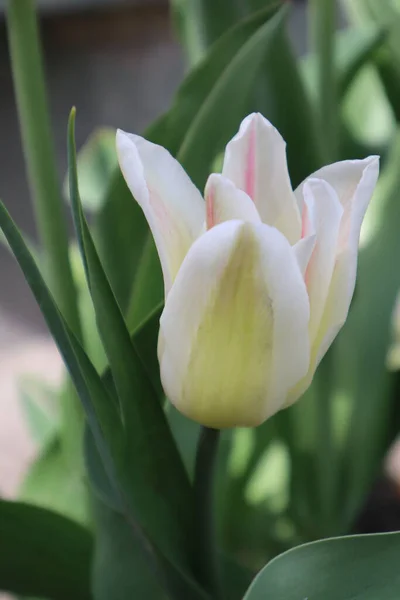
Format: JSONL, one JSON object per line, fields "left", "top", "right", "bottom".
{"left": 117, "top": 113, "right": 379, "bottom": 428}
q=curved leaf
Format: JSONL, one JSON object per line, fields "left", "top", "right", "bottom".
{"left": 0, "top": 499, "right": 93, "bottom": 600}
{"left": 243, "top": 532, "right": 400, "bottom": 599}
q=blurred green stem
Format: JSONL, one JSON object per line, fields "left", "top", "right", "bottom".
{"left": 6, "top": 0, "right": 81, "bottom": 338}
{"left": 309, "top": 0, "right": 338, "bottom": 162}
{"left": 316, "top": 349, "right": 337, "bottom": 535}
{"left": 6, "top": 0, "right": 83, "bottom": 466}
{"left": 194, "top": 426, "right": 221, "bottom": 598}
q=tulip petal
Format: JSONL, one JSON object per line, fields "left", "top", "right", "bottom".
{"left": 159, "top": 220, "right": 310, "bottom": 428}
{"left": 307, "top": 156, "right": 379, "bottom": 359}
{"left": 222, "top": 113, "right": 301, "bottom": 243}
{"left": 287, "top": 157, "right": 379, "bottom": 405}
{"left": 116, "top": 130, "right": 205, "bottom": 294}
{"left": 293, "top": 236, "right": 316, "bottom": 277}
{"left": 204, "top": 174, "right": 261, "bottom": 229}
{"left": 301, "top": 178, "right": 343, "bottom": 344}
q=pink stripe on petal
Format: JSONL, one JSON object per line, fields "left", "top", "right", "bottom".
{"left": 301, "top": 201, "right": 310, "bottom": 239}
{"left": 245, "top": 119, "right": 256, "bottom": 201}
{"left": 206, "top": 184, "right": 215, "bottom": 229}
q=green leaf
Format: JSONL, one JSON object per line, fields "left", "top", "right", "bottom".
{"left": 85, "top": 430, "right": 206, "bottom": 600}
{"left": 249, "top": 11, "right": 321, "bottom": 186}
{"left": 91, "top": 498, "right": 166, "bottom": 600}
{"left": 102, "top": 303, "right": 164, "bottom": 406}
{"left": 20, "top": 434, "right": 89, "bottom": 525}
{"left": 0, "top": 201, "right": 121, "bottom": 455}
{"left": 222, "top": 555, "right": 253, "bottom": 600}
{"left": 84, "top": 425, "right": 122, "bottom": 513}
{"left": 0, "top": 196, "right": 205, "bottom": 600}
{"left": 375, "top": 47, "right": 400, "bottom": 122}
{"left": 302, "top": 26, "right": 386, "bottom": 102}
{"left": 126, "top": 236, "right": 163, "bottom": 332}
{"left": 243, "top": 532, "right": 400, "bottom": 599}
{"left": 175, "top": 5, "right": 286, "bottom": 189}
{"left": 68, "top": 111, "right": 204, "bottom": 592}
{"left": 94, "top": 169, "right": 149, "bottom": 313}
{"left": 0, "top": 499, "right": 93, "bottom": 600}
{"left": 336, "top": 25, "right": 386, "bottom": 96}
{"left": 84, "top": 427, "right": 208, "bottom": 600}
{"left": 166, "top": 405, "right": 201, "bottom": 478}
{"left": 338, "top": 130, "right": 400, "bottom": 525}
{"left": 143, "top": 3, "right": 280, "bottom": 162}
{"left": 130, "top": 302, "right": 164, "bottom": 397}
{"left": 18, "top": 375, "right": 58, "bottom": 446}
{"left": 342, "top": 64, "right": 395, "bottom": 148}
{"left": 171, "top": 0, "right": 239, "bottom": 66}
{"left": 63, "top": 127, "right": 117, "bottom": 213}
{"left": 63, "top": 127, "right": 146, "bottom": 312}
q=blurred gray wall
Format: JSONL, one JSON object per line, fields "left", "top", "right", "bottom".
{"left": 0, "top": 2, "right": 184, "bottom": 329}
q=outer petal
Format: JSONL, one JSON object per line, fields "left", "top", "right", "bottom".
{"left": 288, "top": 157, "right": 379, "bottom": 405}
{"left": 309, "top": 156, "right": 379, "bottom": 360}
{"left": 301, "top": 178, "right": 344, "bottom": 343}
{"left": 204, "top": 174, "right": 261, "bottom": 229}
{"left": 222, "top": 113, "right": 301, "bottom": 243}
{"left": 116, "top": 130, "right": 205, "bottom": 294}
{"left": 159, "top": 220, "right": 310, "bottom": 428}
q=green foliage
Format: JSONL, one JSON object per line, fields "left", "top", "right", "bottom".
{"left": 0, "top": 499, "right": 93, "bottom": 599}
{"left": 243, "top": 532, "right": 400, "bottom": 599}
{"left": 68, "top": 109, "right": 196, "bottom": 575}
{"left": 18, "top": 376, "right": 58, "bottom": 446}
{"left": 19, "top": 434, "right": 89, "bottom": 525}
{"left": 338, "top": 131, "right": 400, "bottom": 524}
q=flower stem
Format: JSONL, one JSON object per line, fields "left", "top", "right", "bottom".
{"left": 6, "top": 0, "right": 81, "bottom": 339}
{"left": 194, "top": 426, "right": 222, "bottom": 598}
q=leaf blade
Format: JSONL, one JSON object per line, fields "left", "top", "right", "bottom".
{"left": 0, "top": 499, "right": 93, "bottom": 600}
{"left": 243, "top": 532, "right": 400, "bottom": 599}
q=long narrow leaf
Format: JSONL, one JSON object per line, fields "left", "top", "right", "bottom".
{"left": 0, "top": 202, "right": 120, "bottom": 453}
{"left": 68, "top": 111, "right": 198, "bottom": 581}
{"left": 177, "top": 6, "right": 286, "bottom": 188}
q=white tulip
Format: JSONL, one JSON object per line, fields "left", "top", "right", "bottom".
{"left": 116, "top": 113, "right": 379, "bottom": 428}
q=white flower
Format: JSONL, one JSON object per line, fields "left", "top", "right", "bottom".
{"left": 116, "top": 113, "right": 379, "bottom": 428}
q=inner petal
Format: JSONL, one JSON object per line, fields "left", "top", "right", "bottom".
{"left": 204, "top": 174, "right": 261, "bottom": 229}
{"left": 222, "top": 113, "right": 301, "bottom": 243}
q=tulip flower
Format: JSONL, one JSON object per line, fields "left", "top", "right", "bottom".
{"left": 116, "top": 113, "right": 379, "bottom": 428}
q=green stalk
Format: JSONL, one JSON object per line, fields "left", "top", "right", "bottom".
{"left": 193, "top": 426, "right": 222, "bottom": 598}
{"left": 315, "top": 348, "right": 337, "bottom": 536}
{"left": 309, "top": 0, "right": 338, "bottom": 162}
{"left": 6, "top": 0, "right": 81, "bottom": 339}
{"left": 6, "top": 0, "right": 83, "bottom": 467}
